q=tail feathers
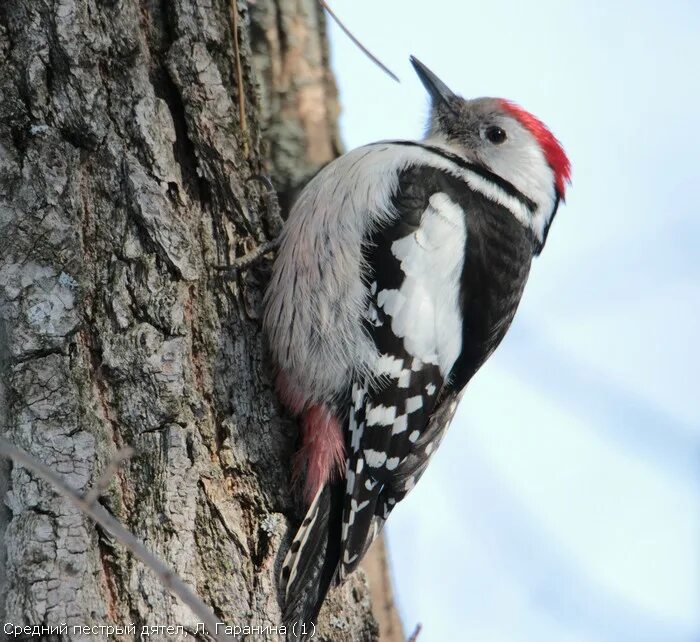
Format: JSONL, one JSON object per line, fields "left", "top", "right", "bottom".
{"left": 338, "top": 491, "right": 382, "bottom": 582}
{"left": 281, "top": 482, "right": 343, "bottom": 638}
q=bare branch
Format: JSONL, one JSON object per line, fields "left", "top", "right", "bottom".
{"left": 407, "top": 623, "right": 423, "bottom": 642}
{"left": 0, "top": 437, "right": 229, "bottom": 642}
{"left": 319, "top": 0, "right": 400, "bottom": 83}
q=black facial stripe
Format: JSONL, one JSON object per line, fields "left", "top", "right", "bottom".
{"left": 371, "top": 140, "right": 538, "bottom": 213}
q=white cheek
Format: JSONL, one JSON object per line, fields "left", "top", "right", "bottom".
{"left": 480, "top": 132, "right": 557, "bottom": 241}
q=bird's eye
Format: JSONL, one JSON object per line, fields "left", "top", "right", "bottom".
{"left": 485, "top": 126, "right": 507, "bottom": 144}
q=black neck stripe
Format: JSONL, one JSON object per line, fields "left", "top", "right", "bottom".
{"left": 373, "top": 140, "right": 538, "bottom": 213}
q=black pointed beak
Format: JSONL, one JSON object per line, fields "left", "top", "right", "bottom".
{"left": 410, "top": 56, "right": 457, "bottom": 107}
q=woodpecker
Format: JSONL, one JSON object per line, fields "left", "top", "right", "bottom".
{"left": 263, "top": 56, "right": 571, "bottom": 627}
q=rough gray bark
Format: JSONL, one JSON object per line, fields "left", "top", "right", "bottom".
{"left": 0, "top": 1, "right": 376, "bottom": 640}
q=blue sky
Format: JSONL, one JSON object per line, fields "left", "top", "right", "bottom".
{"left": 326, "top": 1, "right": 700, "bottom": 640}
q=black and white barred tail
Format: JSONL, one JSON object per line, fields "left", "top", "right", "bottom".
{"left": 280, "top": 483, "right": 344, "bottom": 638}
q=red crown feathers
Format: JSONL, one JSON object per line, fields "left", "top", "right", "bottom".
{"left": 499, "top": 99, "right": 571, "bottom": 199}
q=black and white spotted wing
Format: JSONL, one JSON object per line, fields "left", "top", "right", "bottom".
{"left": 337, "top": 162, "right": 536, "bottom": 578}
{"left": 337, "top": 168, "right": 470, "bottom": 576}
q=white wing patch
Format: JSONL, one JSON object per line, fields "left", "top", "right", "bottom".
{"left": 366, "top": 404, "right": 397, "bottom": 427}
{"left": 364, "top": 449, "right": 388, "bottom": 468}
{"left": 376, "top": 192, "right": 467, "bottom": 377}
{"left": 349, "top": 382, "right": 367, "bottom": 452}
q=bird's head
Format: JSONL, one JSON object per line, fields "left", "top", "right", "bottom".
{"left": 410, "top": 56, "right": 571, "bottom": 252}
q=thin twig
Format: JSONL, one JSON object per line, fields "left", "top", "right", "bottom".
{"left": 319, "top": 0, "right": 400, "bottom": 83}
{"left": 83, "top": 446, "right": 133, "bottom": 505}
{"left": 0, "top": 437, "right": 229, "bottom": 642}
{"left": 229, "top": 0, "right": 249, "bottom": 157}
{"left": 407, "top": 623, "right": 423, "bottom": 642}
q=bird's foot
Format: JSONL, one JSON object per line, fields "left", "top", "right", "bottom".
{"left": 212, "top": 174, "right": 283, "bottom": 277}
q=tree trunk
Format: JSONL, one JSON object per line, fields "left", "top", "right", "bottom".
{"left": 0, "top": 1, "right": 377, "bottom": 640}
